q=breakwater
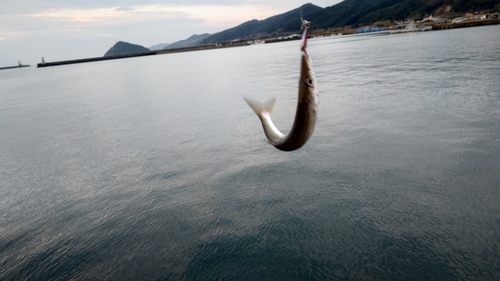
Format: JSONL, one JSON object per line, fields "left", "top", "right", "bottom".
{"left": 0, "top": 65, "right": 30, "bottom": 70}
{"left": 37, "top": 42, "right": 248, "bottom": 68}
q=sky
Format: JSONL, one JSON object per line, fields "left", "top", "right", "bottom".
{"left": 0, "top": 0, "right": 343, "bottom": 66}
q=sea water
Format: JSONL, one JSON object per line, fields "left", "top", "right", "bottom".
{"left": 1, "top": 25, "right": 499, "bottom": 280}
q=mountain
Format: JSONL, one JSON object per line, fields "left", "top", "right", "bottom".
{"left": 198, "top": 3, "right": 323, "bottom": 45}
{"left": 307, "top": 0, "right": 500, "bottom": 29}
{"left": 352, "top": 0, "right": 450, "bottom": 25}
{"left": 149, "top": 43, "right": 170, "bottom": 51}
{"left": 196, "top": 0, "right": 500, "bottom": 45}
{"left": 305, "top": 0, "right": 404, "bottom": 28}
{"left": 146, "top": 0, "right": 500, "bottom": 50}
{"left": 451, "top": 0, "right": 499, "bottom": 12}
{"left": 163, "top": 34, "right": 212, "bottom": 49}
{"left": 104, "top": 41, "right": 150, "bottom": 57}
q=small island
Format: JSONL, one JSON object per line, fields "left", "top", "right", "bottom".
{"left": 104, "top": 41, "right": 150, "bottom": 57}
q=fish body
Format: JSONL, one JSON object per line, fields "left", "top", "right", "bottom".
{"left": 244, "top": 46, "right": 318, "bottom": 151}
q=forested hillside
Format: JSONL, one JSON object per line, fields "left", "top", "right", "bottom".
{"left": 195, "top": 0, "right": 499, "bottom": 44}
{"left": 198, "top": 3, "right": 322, "bottom": 45}
{"left": 308, "top": 0, "right": 500, "bottom": 29}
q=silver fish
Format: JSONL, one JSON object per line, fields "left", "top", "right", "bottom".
{"left": 243, "top": 46, "right": 318, "bottom": 151}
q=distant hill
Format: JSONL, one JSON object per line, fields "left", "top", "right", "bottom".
{"left": 307, "top": 0, "right": 500, "bottom": 28}
{"left": 197, "top": 0, "right": 500, "bottom": 45}
{"left": 149, "top": 43, "right": 170, "bottom": 51}
{"left": 163, "top": 34, "right": 212, "bottom": 49}
{"left": 451, "top": 0, "right": 499, "bottom": 12}
{"left": 148, "top": 0, "right": 499, "bottom": 49}
{"left": 351, "top": 0, "right": 449, "bottom": 25}
{"left": 198, "top": 3, "right": 323, "bottom": 45}
{"left": 104, "top": 41, "right": 150, "bottom": 57}
{"left": 304, "top": 0, "right": 400, "bottom": 28}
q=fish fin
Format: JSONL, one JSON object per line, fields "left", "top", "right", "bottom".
{"left": 243, "top": 96, "right": 276, "bottom": 116}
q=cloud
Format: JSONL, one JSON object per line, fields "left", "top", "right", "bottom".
{"left": 6, "top": 4, "right": 280, "bottom": 33}
{"left": 0, "top": 1, "right": 240, "bottom": 15}
{"left": 1, "top": 1, "right": 338, "bottom": 16}
{"left": 1, "top": 3, "right": 266, "bottom": 65}
{"left": 115, "top": 7, "right": 135, "bottom": 11}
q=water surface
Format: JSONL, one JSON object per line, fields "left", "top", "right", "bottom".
{"left": 1, "top": 25, "right": 500, "bottom": 280}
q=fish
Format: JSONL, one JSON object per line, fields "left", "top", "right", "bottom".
{"left": 243, "top": 24, "right": 318, "bottom": 151}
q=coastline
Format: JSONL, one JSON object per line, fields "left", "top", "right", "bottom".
{"left": 36, "top": 19, "right": 499, "bottom": 69}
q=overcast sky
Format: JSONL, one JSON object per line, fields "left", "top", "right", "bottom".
{"left": 0, "top": 1, "right": 343, "bottom": 66}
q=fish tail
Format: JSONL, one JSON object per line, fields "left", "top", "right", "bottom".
{"left": 243, "top": 96, "right": 276, "bottom": 117}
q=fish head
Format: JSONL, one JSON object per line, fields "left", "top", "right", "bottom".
{"left": 300, "top": 50, "right": 319, "bottom": 107}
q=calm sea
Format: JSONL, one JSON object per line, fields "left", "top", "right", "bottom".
{"left": 1, "top": 25, "right": 499, "bottom": 280}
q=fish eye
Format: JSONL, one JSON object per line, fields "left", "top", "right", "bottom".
{"left": 306, "top": 77, "right": 314, "bottom": 87}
